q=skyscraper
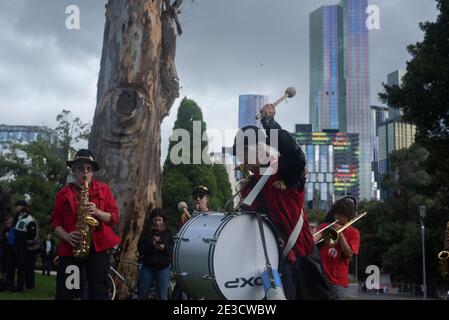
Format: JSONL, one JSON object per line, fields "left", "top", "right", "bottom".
{"left": 238, "top": 95, "right": 268, "bottom": 128}
{"left": 378, "top": 121, "right": 416, "bottom": 177}
{"left": 371, "top": 105, "right": 389, "bottom": 200}
{"left": 309, "top": 0, "right": 372, "bottom": 200}
{"left": 309, "top": 5, "right": 344, "bottom": 132}
{"left": 387, "top": 70, "right": 406, "bottom": 121}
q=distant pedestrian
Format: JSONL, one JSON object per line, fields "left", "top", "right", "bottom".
{"left": 13, "top": 200, "right": 38, "bottom": 291}
{"left": 41, "top": 234, "right": 55, "bottom": 276}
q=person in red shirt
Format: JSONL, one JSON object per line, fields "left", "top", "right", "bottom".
{"left": 51, "top": 149, "right": 121, "bottom": 300}
{"left": 233, "top": 104, "right": 333, "bottom": 300}
{"left": 314, "top": 197, "right": 360, "bottom": 299}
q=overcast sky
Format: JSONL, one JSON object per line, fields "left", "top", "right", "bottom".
{"left": 0, "top": 0, "right": 439, "bottom": 160}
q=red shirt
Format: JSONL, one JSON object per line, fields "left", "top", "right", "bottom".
{"left": 317, "top": 223, "right": 360, "bottom": 287}
{"left": 51, "top": 179, "right": 121, "bottom": 256}
{"left": 241, "top": 170, "right": 314, "bottom": 264}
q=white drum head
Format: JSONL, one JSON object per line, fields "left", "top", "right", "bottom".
{"left": 213, "top": 213, "right": 280, "bottom": 300}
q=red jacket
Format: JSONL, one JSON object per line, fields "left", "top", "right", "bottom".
{"left": 241, "top": 170, "right": 314, "bottom": 264}
{"left": 51, "top": 179, "right": 121, "bottom": 256}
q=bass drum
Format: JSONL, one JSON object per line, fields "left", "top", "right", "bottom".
{"left": 173, "top": 212, "right": 281, "bottom": 300}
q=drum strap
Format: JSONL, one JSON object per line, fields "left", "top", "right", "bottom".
{"left": 242, "top": 162, "right": 277, "bottom": 207}
{"left": 282, "top": 209, "right": 304, "bottom": 258}
{"left": 240, "top": 160, "right": 304, "bottom": 259}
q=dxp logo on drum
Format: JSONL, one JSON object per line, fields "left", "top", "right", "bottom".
{"left": 224, "top": 276, "right": 263, "bottom": 289}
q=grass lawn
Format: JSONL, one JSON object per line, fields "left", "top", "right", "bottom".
{"left": 0, "top": 273, "right": 55, "bottom": 300}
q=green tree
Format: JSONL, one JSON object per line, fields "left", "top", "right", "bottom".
{"left": 162, "top": 97, "right": 232, "bottom": 229}
{"left": 0, "top": 109, "right": 90, "bottom": 237}
{"left": 55, "top": 109, "right": 91, "bottom": 161}
{"left": 0, "top": 141, "right": 66, "bottom": 236}
{"left": 379, "top": 0, "right": 449, "bottom": 145}
{"left": 378, "top": 0, "right": 449, "bottom": 295}
{"left": 357, "top": 145, "right": 446, "bottom": 296}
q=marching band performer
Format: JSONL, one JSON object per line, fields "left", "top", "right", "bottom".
{"left": 192, "top": 185, "right": 210, "bottom": 213}
{"left": 50, "top": 149, "right": 121, "bottom": 300}
{"left": 233, "top": 104, "right": 334, "bottom": 300}
{"left": 178, "top": 185, "right": 210, "bottom": 229}
{"left": 313, "top": 198, "right": 360, "bottom": 299}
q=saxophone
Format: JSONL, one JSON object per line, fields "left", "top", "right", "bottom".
{"left": 73, "top": 177, "right": 99, "bottom": 259}
{"left": 438, "top": 221, "right": 449, "bottom": 279}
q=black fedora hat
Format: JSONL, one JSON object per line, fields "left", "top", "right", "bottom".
{"left": 66, "top": 149, "right": 99, "bottom": 171}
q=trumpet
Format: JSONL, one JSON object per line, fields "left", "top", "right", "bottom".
{"left": 315, "top": 212, "right": 367, "bottom": 246}
{"left": 438, "top": 221, "right": 449, "bottom": 279}
{"left": 438, "top": 250, "right": 449, "bottom": 279}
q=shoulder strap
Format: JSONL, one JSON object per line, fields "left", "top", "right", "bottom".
{"left": 241, "top": 163, "right": 277, "bottom": 207}
{"left": 282, "top": 209, "right": 304, "bottom": 258}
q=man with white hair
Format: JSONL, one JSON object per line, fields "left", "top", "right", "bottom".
{"left": 233, "top": 104, "right": 333, "bottom": 300}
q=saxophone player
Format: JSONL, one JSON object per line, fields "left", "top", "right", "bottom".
{"left": 50, "top": 149, "right": 121, "bottom": 300}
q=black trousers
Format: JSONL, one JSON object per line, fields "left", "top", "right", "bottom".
{"left": 15, "top": 247, "right": 35, "bottom": 290}
{"left": 281, "top": 246, "right": 335, "bottom": 300}
{"left": 42, "top": 255, "right": 52, "bottom": 276}
{"left": 5, "top": 247, "right": 15, "bottom": 291}
{"left": 55, "top": 250, "right": 110, "bottom": 300}
{"left": 25, "top": 250, "right": 36, "bottom": 289}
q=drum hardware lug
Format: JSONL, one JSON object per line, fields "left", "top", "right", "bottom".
{"left": 202, "top": 237, "right": 217, "bottom": 244}
{"left": 180, "top": 237, "right": 190, "bottom": 242}
{"left": 201, "top": 274, "right": 216, "bottom": 281}
{"left": 180, "top": 272, "right": 189, "bottom": 277}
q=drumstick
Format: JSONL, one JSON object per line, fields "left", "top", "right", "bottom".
{"left": 255, "top": 87, "right": 296, "bottom": 120}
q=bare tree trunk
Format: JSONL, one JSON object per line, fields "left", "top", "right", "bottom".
{"left": 89, "top": 0, "right": 180, "bottom": 299}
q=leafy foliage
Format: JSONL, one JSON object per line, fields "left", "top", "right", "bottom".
{"left": 0, "top": 110, "right": 89, "bottom": 237}
{"left": 162, "top": 98, "right": 232, "bottom": 230}
{"left": 377, "top": 1, "right": 449, "bottom": 295}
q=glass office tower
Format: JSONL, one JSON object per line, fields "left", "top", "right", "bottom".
{"left": 309, "top": 0, "right": 372, "bottom": 200}
{"left": 238, "top": 95, "right": 268, "bottom": 128}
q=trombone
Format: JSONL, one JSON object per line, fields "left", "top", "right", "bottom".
{"left": 314, "top": 212, "right": 367, "bottom": 246}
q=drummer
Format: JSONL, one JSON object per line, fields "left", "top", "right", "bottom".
{"left": 178, "top": 186, "right": 210, "bottom": 229}
{"left": 233, "top": 104, "right": 334, "bottom": 300}
{"left": 192, "top": 185, "right": 210, "bottom": 213}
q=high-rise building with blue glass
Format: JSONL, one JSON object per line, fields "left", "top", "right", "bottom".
{"left": 310, "top": 5, "right": 344, "bottom": 132}
{"left": 238, "top": 95, "right": 268, "bottom": 128}
{"left": 310, "top": 0, "right": 372, "bottom": 200}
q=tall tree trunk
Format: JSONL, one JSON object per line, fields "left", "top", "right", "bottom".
{"left": 89, "top": 0, "right": 180, "bottom": 299}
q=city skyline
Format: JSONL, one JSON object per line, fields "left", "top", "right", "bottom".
{"left": 0, "top": 1, "right": 439, "bottom": 162}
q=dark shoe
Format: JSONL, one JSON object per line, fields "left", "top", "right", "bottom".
{"left": 13, "top": 287, "right": 24, "bottom": 293}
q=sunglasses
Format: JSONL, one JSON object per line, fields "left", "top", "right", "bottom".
{"left": 73, "top": 165, "right": 94, "bottom": 172}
